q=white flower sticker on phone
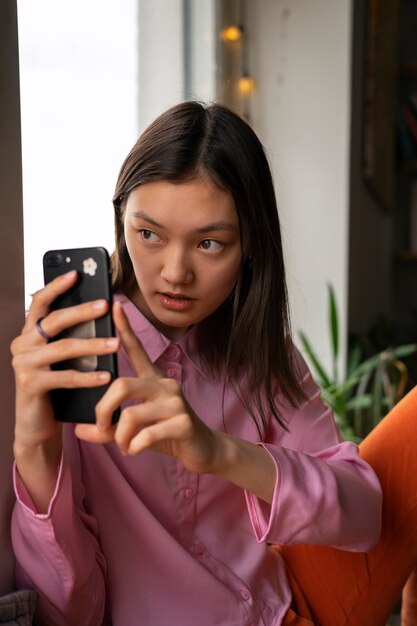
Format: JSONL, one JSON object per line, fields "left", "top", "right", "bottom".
{"left": 83, "top": 257, "right": 98, "bottom": 277}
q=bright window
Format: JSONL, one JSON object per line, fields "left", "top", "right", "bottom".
{"left": 18, "top": 0, "right": 139, "bottom": 306}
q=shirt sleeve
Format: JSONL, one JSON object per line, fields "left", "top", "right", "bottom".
{"left": 11, "top": 440, "right": 106, "bottom": 626}
{"left": 244, "top": 348, "right": 382, "bottom": 551}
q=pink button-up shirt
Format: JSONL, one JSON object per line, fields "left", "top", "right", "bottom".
{"left": 12, "top": 294, "right": 382, "bottom": 626}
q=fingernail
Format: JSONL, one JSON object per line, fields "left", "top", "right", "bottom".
{"left": 105, "top": 338, "right": 119, "bottom": 349}
{"left": 92, "top": 299, "right": 107, "bottom": 310}
{"left": 62, "top": 270, "right": 77, "bottom": 281}
{"left": 98, "top": 371, "right": 111, "bottom": 381}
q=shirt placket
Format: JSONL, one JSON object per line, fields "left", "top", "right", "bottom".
{"left": 163, "top": 344, "right": 182, "bottom": 381}
{"left": 160, "top": 345, "right": 201, "bottom": 550}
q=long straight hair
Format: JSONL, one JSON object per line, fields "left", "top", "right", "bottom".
{"left": 111, "top": 101, "right": 305, "bottom": 435}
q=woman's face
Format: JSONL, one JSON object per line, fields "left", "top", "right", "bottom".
{"left": 124, "top": 178, "right": 242, "bottom": 340}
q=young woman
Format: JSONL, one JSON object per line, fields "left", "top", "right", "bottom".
{"left": 10, "top": 101, "right": 417, "bottom": 625}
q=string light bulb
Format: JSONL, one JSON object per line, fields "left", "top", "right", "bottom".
{"left": 238, "top": 75, "right": 254, "bottom": 94}
{"left": 221, "top": 25, "right": 243, "bottom": 42}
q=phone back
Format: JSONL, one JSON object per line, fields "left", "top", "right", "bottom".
{"left": 43, "top": 247, "right": 119, "bottom": 424}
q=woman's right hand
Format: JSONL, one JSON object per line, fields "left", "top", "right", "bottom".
{"left": 10, "top": 270, "right": 119, "bottom": 511}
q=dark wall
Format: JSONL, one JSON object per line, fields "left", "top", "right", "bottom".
{"left": 349, "top": 0, "right": 417, "bottom": 358}
{"left": 348, "top": 0, "right": 394, "bottom": 339}
{"left": 393, "top": 0, "right": 417, "bottom": 344}
{"left": 0, "top": 0, "right": 24, "bottom": 593}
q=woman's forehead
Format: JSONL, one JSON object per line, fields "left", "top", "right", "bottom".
{"left": 125, "top": 179, "right": 239, "bottom": 228}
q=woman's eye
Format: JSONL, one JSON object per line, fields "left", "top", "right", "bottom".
{"left": 198, "top": 239, "right": 223, "bottom": 252}
{"left": 139, "top": 229, "right": 160, "bottom": 242}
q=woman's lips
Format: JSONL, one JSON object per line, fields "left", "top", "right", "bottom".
{"left": 157, "top": 292, "right": 196, "bottom": 311}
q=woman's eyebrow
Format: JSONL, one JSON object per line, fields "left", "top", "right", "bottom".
{"left": 195, "top": 221, "right": 239, "bottom": 234}
{"left": 131, "top": 211, "right": 238, "bottom": 233}
{"left": 131, "top": 211, "right": 161, "bottom": 228}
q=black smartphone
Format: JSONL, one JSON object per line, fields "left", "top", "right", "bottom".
{"left": 43, "top": 246, "right": 120, "bottom": 424}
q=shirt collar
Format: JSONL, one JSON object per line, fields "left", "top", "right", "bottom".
{"left": 114, "top": 292, "right": 207, "bottom": 378}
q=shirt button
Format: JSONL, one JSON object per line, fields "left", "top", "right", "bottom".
{"left": 166, "top": 368, "right": 176, "bottom": 378}
{"left": 193, "top": 543, "right": 204, "bottom": 555}
{"left": 184, "top": 488, "right": 194, "bottom": 499}
{"left": 239, "top": 589, "right": 251, "bottom": 601}
{"left": 166, "top": 346, "right": 181, "bottom": 361}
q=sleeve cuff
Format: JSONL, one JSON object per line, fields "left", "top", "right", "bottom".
{"left": 13, "top": 452, "right": 65, "bottom": 519}
{"left": 244, "top": 443, "right": 281, "bottom": 542}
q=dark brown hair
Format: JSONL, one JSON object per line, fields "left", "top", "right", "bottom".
{"left": 112, "top": 101, "right": 304, "bottom": 434}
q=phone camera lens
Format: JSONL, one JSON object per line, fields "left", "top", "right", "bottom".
{"left": 45, "top": 253, "right": 63, "bottom": 267}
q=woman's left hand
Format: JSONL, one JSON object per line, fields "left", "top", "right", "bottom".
{"left": 75, "top": 301, "right": 219, "bottom": 474}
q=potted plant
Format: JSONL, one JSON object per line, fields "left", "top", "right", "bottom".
{"left": 298, "top": 285, "right": 417, "bottom": 442}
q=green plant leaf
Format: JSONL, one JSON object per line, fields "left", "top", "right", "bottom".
{"left": 372, "top": 365, "right": 383, "bottom": 428}
{"left": 328, "top": 377, "right": 360, "bottom": 398}
{"left": 346, "top": 343, "right": 363, "bottom": 379}
{"left": 328, "top": 284, "right": 339, "bottom": 382}
{"left": 381, "top": 363, "right": 395, "bottom": 410}
{"left": 333, "top": 396, "right": 347, "bottom": 419}
{"left": 320, "top": 389, "right": 336, "bottom": 407}
{"left": 351, "top": 353, "right": 381, "bottom": 377}
{"left": 352, "top": 346, "right": 414, "bottom": 377}
{"left": 352, "top": 367, "right": 373, "bottom": 439}
{"left": 389, "top": 344, "right": 417, "bottom": 359}
{"left": 345, "top": 395, "right": 372, "bottom": 410}
{"left": 334, "top": 415, "right": 360, "bottom": 442}
{"left": 298, "top": 331, "right": 331, "bottom": 388}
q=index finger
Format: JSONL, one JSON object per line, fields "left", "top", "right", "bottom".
{"left": 112, "top": 301, "right": 160, "bottom": 379}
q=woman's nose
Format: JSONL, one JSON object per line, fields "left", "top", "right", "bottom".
{"left": 160, "top": 248, "right": 194, "bottom": 285}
